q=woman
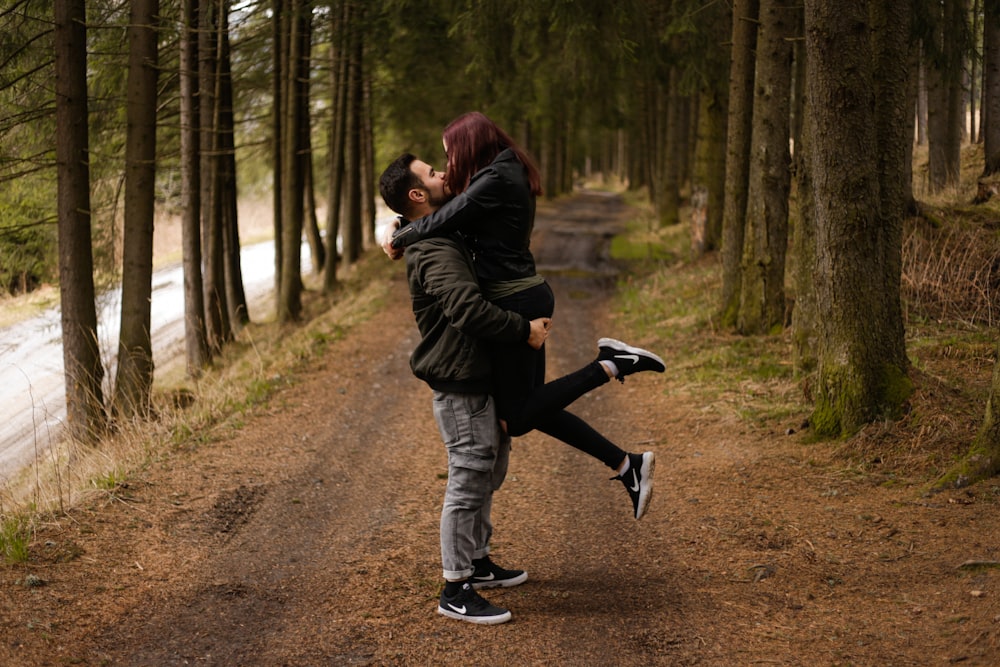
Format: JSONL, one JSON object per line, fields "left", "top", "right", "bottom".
{"left": 390, "top": 112, "right": 663, "bottom": 519}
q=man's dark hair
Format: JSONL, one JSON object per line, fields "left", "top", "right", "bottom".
{"left": 379, "top": 153, "right": 421, "bottom": 217}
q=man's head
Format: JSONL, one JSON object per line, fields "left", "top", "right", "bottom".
{"left": 378, "top": 153, "right": 449, "bottom": 220}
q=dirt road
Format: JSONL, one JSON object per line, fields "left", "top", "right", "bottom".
{"left": 2, "top": 192, "right": 999, "bottom": 665}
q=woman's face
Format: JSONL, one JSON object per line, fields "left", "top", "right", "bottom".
{"left": 442, "top": 138, "right": 451, "bottom": 174}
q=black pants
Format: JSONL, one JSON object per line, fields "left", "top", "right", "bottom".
{"left": 491, "top": 281, "right": 626, "bottom": 470}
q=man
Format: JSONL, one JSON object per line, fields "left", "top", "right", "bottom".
{"left": 379, "top": 153, "right": 548, "bottom": 625}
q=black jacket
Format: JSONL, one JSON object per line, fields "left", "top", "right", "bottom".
{"left": 405, "top": 233, "right": 530, "bottom": 393}
{"left": 391, "top": 149, "right": 537, "bottom": 283}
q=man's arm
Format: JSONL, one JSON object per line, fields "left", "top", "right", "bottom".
{"left": 526, "top": 317, "right": 549, "bottom": 350}
{"left": 410, "top": 238, "right": 546, "bottom": 346}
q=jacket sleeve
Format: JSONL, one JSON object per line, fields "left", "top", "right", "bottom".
{"left": 410, "top": 239, "right": 529, "bottom": 344}
{"left": 390, "top": 168, "right": 504, "bottom": 249}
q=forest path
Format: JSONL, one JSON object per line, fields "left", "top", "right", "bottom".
{"left": 2, "top": 192, "right": 999, "bottom": 665}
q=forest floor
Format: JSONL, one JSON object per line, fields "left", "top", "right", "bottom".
{"left": 2, "top": 192, "right": 1000, "bottom": 665}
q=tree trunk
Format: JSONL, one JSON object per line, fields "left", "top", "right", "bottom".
{"left": 917, "top": 55, "right": 928, "bottom": 146}
{"left": 904, "top": 43, "right": 920, "bottom": 213}
{"left": 971, "top": 0, "right": 981, "bottom": 145}
{"left": 805, "top": 0, "right": 911, "bottom": 437}
{"left": 791, "top": 78, "right": 817, "bottom": 378}
{"left": 738, "top": 0, "right": 793, "bottom": 335}
{"left": 926, "top": 0, "right": 965, "bottom": 192}
{"left": 114, "top": 0, "right": 159, "bottom": 418}
{"left": 984, "top": 0, "right": 1000, "bottom": 175}
{"left": 303, "top": 146, "right": 324, "bottom": 274}
{"left": 180, "top": 0, "right": 210, "bottom": 377}
{"left": 719, "top": 0, "right": 759, "bottom": 328}
{"left": 201, "top": 0, "right": 229, "bottom": 352}
{"left": 660, "top": 67, "right": 682, "bottom": 227}
{"left": 691, "top": 88, "right": 727, "bottom": 255}
{"left": 361, "top": 67, "right": 377, "bottom": 245}
{"left": 322, "top": 0, "right": 348, "bottom": 293}
{"left": 871, "top": 0, "right": 910, "bottom": 368}
{"left": 272, "top": 0, "right": 285, "bottom": 298}
{"left": 340, "top": 1, "right": 364, "bottom": 267}
{"left": 216, "top": 10, "right": 248, "bottom": 331}
{"left": 934, "top": 337, "right": 1000, "bottom": 489}
{"left": 299, "top": 6, "right": 325, "bottom": 275}
{"left": 277, "top": 0, "right": 306, "bottom": 322}
{"left": 54, "top": 0, "right": 105, "bottom": 443}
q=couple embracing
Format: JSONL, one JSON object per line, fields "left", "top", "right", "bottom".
{"left": 378, "top": 111, "right": 664, "bottom": 625}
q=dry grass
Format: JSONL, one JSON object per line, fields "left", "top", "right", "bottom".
{"left": 0, "top": 251, "right": 394, "bottom": 520}
{"left": 902, "top": 208, "right": 1000, "bottom": 327}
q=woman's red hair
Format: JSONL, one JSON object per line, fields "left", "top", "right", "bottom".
{"left": 442, "top": 112, "right": 542, "bottom": 197}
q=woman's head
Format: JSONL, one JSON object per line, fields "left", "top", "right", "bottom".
{"left": 442, "top": 111, "right": 542, "bottom": 197}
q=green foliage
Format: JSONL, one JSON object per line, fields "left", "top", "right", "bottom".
{"left": 0, "top": 183, "right": 57, "bottom": 295}
{"left": 91, "top": 468, "right": 127, "bottom": 492}
{"left": 1, "top": 515, "right": 32, "bottom": 564}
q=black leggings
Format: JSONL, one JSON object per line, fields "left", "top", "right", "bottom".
{"left": 491, "top": 282, "right": 626, "bottom": 470}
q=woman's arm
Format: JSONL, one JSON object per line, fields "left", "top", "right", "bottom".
{"left": 390, "top": 168, "right": 504, "bottom": 249}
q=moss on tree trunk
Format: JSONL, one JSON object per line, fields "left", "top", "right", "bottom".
{"left": 933, "top": 341, "right": 1000, "bottom": 491}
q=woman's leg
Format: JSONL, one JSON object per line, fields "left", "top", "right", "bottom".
{"left": 503, "top": 362, "right": 610, "bottom": 436}
{"left": 533, "top": 409, "right": 627, "bottom": 470}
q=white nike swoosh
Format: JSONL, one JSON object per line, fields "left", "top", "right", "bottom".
{"left": 474, "top": 573, "right": 495, "bottom": 581}
{"left": 629, "top": 470, "right": 640, "bottom": 492}
{"left": 448, "top": 603, "right": 467, "bottom": 614}
{"left": 615, "top": 353, "right": 640, "bottom": 363}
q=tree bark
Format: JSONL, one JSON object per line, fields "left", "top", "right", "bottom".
{"left": 277, "top": 0, "right": 306, "bottom": 322}
{"left": 214, "top": 7, "right": 248, "bottom": 332}
{"left": 805, "top": 0, "right": 911, "bottom": 437}
{"left": 660, "top": 66, "right": 682, "bottom": 227}
{"left": 971, "top": 0, "right": 981, "bottom": 145}
{"left": 180, "top": 0, "right": 210, "bottom": 377}
{"left": 361, "top": 67, "right": 377, "bottom": 245}
{"left": 984, "top": 0, "right": 1000, "bottom": 175}
{"left": 322, "top": 0, "right": 348, "bottom": 293}
{"left": 55, "top": 0, "right": 105, "bottom": 443}
{"left": 340, "top": 0, "right": 364, "bottom": 267}
{"left": 934, "top": 337, "right": 1000, "bottom": 489}
{"left": 691, "top": 89, "right": 727, "bottom": 255}
{"left": 738, "top": 0, "right": 793, "bottom": 335}
{"left": 926, "top": 0, "right": 965, "bottom": 192}
{"left": 272, "top": 0, "right": 285, "bottom": 298}
{"left": 720, "top": 0, "right": 759, "bottom": 328}
{"left": 114, "top": 0, "right": 159, "bottom": 418}
{"left": 791, "top": 77, "right": 817, "bottom": 378}
{"left": 200, "top": 0, "right": 229, "bottom": 352}
{"left": 298, "top": 4, "right": 324, "bottom": 275}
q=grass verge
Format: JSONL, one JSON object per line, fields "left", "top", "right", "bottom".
{"left": 0, "top": 251, "right": 396, "bottom": 522}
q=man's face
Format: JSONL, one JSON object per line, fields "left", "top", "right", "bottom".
{"left": 409, "top": 159, "right": 450, "bottom": 210}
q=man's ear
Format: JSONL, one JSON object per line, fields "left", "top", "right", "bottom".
{"left": 407, "top": 188, "right": 426, "bottom": 205}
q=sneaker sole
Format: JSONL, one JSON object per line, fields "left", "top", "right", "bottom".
{"left": 597, "top": 337, "right": 666, "bottom": 372}
{"left": 471, "top": 570, "right": 528, "bottom": 590}
{"left": 635, "top": 452, "right": 655, "bottom": 520}
{"left": 437, "top": 606, "right": 512, "bottom": 625}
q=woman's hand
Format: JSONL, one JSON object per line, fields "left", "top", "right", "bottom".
{"left": 379, "top": 218, "right": 404, "bottom": 260}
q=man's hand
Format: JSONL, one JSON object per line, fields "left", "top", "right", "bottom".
{"left": 527, "top": 317, "right": 551, "bottom": 350}
{"left": 379, "top": 218, "right": 404, "bottom": 260}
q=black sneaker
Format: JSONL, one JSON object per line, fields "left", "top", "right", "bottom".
{"left": 612, "top": 451, "right": 655, "bottom": 520}
{"left": 437, "top": 582, "right": 512, "bottom": 625}
{"left": 471, "top": 556, "right": 528, "bottom": 590}
{"left": 597, "top": 338, "right": 665, "bottom": 383}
